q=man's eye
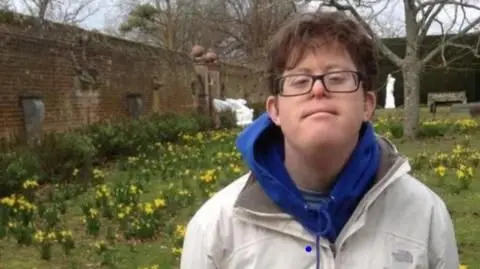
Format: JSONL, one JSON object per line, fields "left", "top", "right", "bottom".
{"left": 287, "top": 76, "right": 310, "bottom": 86}
{"left": 329, "top": 76, "right": 345, "bottom": 82}
{"left": 327, "top": 75, "right": 348, "bottom": 83}
{"left": 293, "top": 79, "right": 310, "bottom": 84}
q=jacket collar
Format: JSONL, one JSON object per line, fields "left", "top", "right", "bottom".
{"left": 233, "top": 136, "right": 407, "bottom": 215}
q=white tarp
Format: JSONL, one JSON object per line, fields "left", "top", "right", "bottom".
{"left": 213, "top": 98, "right": 254, "bottom": 127}
{"left": 213, "top": 99, "right": 232, "bottom": 112}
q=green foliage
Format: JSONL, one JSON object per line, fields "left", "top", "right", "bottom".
{"left": 373, "top": 117, "right": 480, "bottom": 139}
{"left": 33, "top": 132, "right": 97, "bottom": 183}
{"left": 0, "top": 10, "right": 31, "bottom": 26}
{"left": 0, "top": 150, "right": 42, "bottom": 197}
{"left": 218, "top": 111, "right": 237, "bottom": 129}
{"left": 249, "top": 102, "right": 266, "bottom": 119}
{"left": 119, "top": 4, "right": 159, "bottom": 34}
{"left": 1, "top": 124, "right": 479, "bottom": 268}
{"left": 0, "top": 113, "right": 217, "bottom": 197}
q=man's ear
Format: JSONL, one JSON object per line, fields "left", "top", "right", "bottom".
{"left": 266, "top": 96, "right": 281, "bottom": 126}
{"left": 364, "top": 91, "right": 377, "bottom": 121}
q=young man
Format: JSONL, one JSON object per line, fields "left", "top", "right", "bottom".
{"left": 180, "top": 11, "right": 459, "bottom": 269}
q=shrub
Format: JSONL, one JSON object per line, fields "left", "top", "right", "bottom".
{"left": 374, "top": 117, "right": 480, "bottom": 139}
{"left": 32, "top": 132, "right": 97, "bottom": 184}
{"left": 84, "top": 122, "right": 127, "bottom": 161}
{"left": 0, "top": 150, "right": 42, "bottom": 197}
{"left": 0, "top": 112, "right": 226, "bottom": 197}
{"left": 218, "top": 111, "right": 238, "bottom": 129}
{"left": 84, "top": 113, "right": 215, "bottom": 163}
{"left": 249, "top": 102, "right": 266, "bottom": 119}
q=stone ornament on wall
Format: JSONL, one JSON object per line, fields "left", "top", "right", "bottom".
{"left": 191, "top": 45, "right": 205, "bottom": 60}
{"left": 204, "top": 51, "right": 217, "bottom": 63}
{"left": 152, "top": 75, "right": 164, "bottom": 91}
{"left": 72, "top": 66, "right": 101, "bottom": 94}
{"left": 70, "top": 39, "right": 102, "bottom": 96}
{"left": 190, "top": 45, "right": 218, "bottom": 64}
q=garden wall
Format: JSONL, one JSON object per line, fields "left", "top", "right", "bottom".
{"left": 0, "top": 11, "right": 263, "bottom": 142}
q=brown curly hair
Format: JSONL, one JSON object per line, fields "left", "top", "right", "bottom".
{"left": 266, "top": 11, "right": 379, "bottom": 95}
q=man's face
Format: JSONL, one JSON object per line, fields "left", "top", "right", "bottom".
{"left": 266, "top": 43, "right": 376, "bottom": 153}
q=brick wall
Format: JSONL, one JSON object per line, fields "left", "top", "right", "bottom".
{"left": 0, "top": 12, "right": 201, "bottom": 141}
{"left": 0, "top": 11, "right": 265, "bottom": 141}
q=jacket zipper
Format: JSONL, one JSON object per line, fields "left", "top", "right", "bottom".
{"left": 326, "top": 243, "right": 336, "bottom": 269}
{"left": 330, "top": 243, "right": 336, "bottom": 258}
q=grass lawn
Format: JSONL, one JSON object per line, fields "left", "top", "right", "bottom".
{"left": 1, "top": 107, "right": 479, "bottom": 269}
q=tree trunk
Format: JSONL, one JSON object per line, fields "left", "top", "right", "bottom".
{"left": 402, "top": 60, "right": 421, "bottom": 139}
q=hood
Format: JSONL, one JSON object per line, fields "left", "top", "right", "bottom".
{"left": 235, "top": 113, "right": 306, "bottom": 219}
{"left": 235, "top": 112, "right": 381, "bottom": 242}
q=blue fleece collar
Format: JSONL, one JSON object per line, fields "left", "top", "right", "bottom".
{"left": 236, "top": 113, "right": 380, "bottom": 242}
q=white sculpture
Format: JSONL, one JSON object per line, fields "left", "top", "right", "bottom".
{"left": 213, "top": 98, "right": 254, "bottom": 127}
{"left": 385, "top": 73, "right": 396, "bottom": 109}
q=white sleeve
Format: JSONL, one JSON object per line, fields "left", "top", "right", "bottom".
{"left": 428, "top": 198, "right": 459, "bottom": 269}
{"left": 180, "top": 214, "right": 219, "bottom": 269}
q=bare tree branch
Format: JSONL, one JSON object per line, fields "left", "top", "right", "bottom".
{"left": 59, "top": 0, "right": 100, "bottom": 24}
{"left": 20, "top": 0, "right": 50, "bottom": 20}
{"left": 446, "top": 38, "right": 480, "bottom": 58}
{"left": 422, "top": 15, "right": 480, "bottom": 64}
{"left": 19, "top": 0, "right": 100, "bottom": 24}
{"left": 417, "top": 2, "right": 446, "bottom": 41}
{"left": 0, "top": 0, "right": 11, "bottom": 10}
{"left": 321, "top": 0, "right": 404, "bottom": 66}
{"left": 414, "top": 0, "right": 480, "bottom": 14}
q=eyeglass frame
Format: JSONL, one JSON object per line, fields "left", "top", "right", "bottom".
{"left": 274, "top": 70, "right": 365, "bottom": 97}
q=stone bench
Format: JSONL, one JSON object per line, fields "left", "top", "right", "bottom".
{"left": 427, "top": 91, "right": 467, "bottom": 114}
{"left": 450, "top": 102, "right": 480, "bottom": 117}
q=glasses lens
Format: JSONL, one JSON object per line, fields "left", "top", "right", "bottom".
{"left": 324, "top": 72, "right": 358, "bottom": 92}
{"left": 281, "top": 75, "right": 312, "bottom": 95}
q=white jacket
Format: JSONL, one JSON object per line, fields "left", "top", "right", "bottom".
{"left": 180, "top": 138, "right": 459, "bottom": 269}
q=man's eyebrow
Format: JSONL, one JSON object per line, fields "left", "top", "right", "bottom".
{"left": 284, "top": 67, "right": 312, "bottom": 74}
{"left": 323, "top": 64, "right": 350, "bottom": 70}
{"left": 285, "top": 64, "right": 352, "bottom": 74}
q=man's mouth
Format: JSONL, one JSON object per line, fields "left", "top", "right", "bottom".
{"left": 303, "top": 109, "right": 337, "bottom": 118}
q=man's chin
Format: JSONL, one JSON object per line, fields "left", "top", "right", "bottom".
{"left": 304, "top": 123, "right": 336, "bottom": 136}
{"left": 303, "top": 132, "right": 342, "bottom": 149}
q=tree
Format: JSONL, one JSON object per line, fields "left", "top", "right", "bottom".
{"left": 116, "top": 0, "right": 220, "bottom": 51}
{"left": 119, "top": 0, "right": 187, "bottom": 50}
{"left": 0, "top": 0, "right": 11, "bottom": 10}
{"left": 18, "top": 0, "right": 101, "bottom": 25}
{"left": 115, "top": 0, "right": 298, "bottom": 61}
{"left": 320, "top": 0, "right": 480, "bottom": 138}
{"left": 195, "top": 0, "right": 297, "bottom": 62}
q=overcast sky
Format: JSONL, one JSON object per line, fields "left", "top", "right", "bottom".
{"left": 10, "top": 0, "right": 480, "bottom": 36}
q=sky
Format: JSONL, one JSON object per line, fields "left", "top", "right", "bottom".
{"left": 10, "top": 0, "right": 480, "bottom": 36}
{"left": 10, "top": 0, "right": 114, "bottom": 30}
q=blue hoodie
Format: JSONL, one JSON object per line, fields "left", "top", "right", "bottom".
{"left": 235, "top": 112, "right": 380, "bottom": 269}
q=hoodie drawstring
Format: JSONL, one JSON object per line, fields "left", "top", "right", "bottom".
{"left": 314, "top": 208, "right": 333, "bottom": 269}
{"left": 315, "top": 235, "right": 321, "bottom": 269}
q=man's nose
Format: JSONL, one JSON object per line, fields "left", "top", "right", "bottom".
{"left": 311, "top": 79, "right": 326, "bottom": 97}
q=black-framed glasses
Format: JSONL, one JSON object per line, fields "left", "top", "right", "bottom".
{"left": 276, "top": 71, "right": 363, "bottom": 97}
